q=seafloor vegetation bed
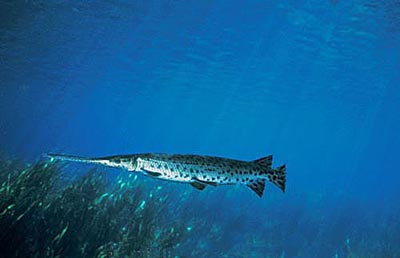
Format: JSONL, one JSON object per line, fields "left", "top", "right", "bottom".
{"left": 0, "top": 159, "right": 188, "bottom": 258}
{"left": 0, "top": 158, "right": 399, "bottom": 258}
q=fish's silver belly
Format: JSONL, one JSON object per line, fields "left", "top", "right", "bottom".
{"left": 136, "top": 158, "right": 193, "bottom": 183}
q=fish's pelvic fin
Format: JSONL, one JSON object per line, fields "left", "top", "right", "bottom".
{"left": 190, "top": 181, "right": 207, "bottom": 190}
{"left": 194, "top": 178, "right": 217, "bottom": 187}
{"left": 247, "top": 178, "right": 266, "bottom": 198}
{"left": 142, "top": 168, "right": 162, "bottom": 177}
{"left": 253, "top": 155, "right": 273, "bottom": 168}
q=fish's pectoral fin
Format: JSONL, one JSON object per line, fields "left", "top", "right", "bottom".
{"left": 247, "top": 178, "right": 266, "bottom": 198}
{"left": 190, "top": 181, "right": 207, "bottom": 190}
{"left": 194, "top": 178, "right": 217, "bottom": 187}
{"left": 142, "top": 168, "right": 162, "bottom": 177}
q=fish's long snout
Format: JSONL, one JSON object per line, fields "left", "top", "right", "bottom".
{"left": 46, "top": 153, "right": 93, "bottom": 163}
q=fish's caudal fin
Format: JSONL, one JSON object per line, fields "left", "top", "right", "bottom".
{"left": 252, "top": 155, "right": 286, "bottom": 194}
{"left": 270, "top": 165, "right": 286, "bottom": 192}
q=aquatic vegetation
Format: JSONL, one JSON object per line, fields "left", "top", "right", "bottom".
{"left": 0, "top": 158, "right": 399, "bottom": 258}
{"left": 0, "top": 159, "right": 189, "bottom": 258}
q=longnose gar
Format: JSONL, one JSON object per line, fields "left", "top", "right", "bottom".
{"left": 46, "top": 153, "right": 286, "bottom": 197}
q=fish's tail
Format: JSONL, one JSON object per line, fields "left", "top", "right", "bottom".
{"left": 271, "top": 164, "right": 286, "bottom": 192}
{"left": 249, "top": 155, "right": 286, "bottom": 197}
{"left": 46, "top": 153, "right": 95, "bottom": 164}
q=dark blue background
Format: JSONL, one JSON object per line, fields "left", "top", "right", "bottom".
{"left": 1, "top": 1, "right": 399, "bottom": 256}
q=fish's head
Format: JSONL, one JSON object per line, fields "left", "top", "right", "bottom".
{"left": 107, "top": 156, "right": 140, "bottom": 172}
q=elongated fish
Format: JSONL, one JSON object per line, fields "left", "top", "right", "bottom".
{"left": 46, "top": 153, "right": 286, "bottom": 197}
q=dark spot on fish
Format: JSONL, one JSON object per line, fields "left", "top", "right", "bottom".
{"left": 236, "top": 178, "right": 239, "bottom": 182}
{"left": 190, "top": 168, "right": 194, "bottom": 173}
{"left": 114, "top": 159, "right": 121, "bottom": 163}
{"left": 230, "top": 172, "right": 234, "bottom": 176}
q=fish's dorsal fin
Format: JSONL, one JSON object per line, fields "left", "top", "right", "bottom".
{"left": 247, "top": 179, "right": 266, "bottom": 198}
{"left": 253, "top": 155, "right": 273, "bottom": 168}
{"left": 190, "top": 181, "right": 207, "bottom": 190}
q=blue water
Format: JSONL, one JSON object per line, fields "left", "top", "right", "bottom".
{"left": 1, "top": 0, "right": 400, "bottom": 257}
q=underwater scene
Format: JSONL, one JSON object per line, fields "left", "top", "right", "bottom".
{"left": 1, "top": 1, "right": 400, "bottom": 257}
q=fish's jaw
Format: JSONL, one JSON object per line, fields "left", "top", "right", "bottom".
{"left": 94, "top": 157, "right": 139, "bottom": 172}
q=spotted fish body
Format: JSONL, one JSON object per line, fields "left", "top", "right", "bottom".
{"left": 47, "top": 153, "right": 286, "bottom": 197}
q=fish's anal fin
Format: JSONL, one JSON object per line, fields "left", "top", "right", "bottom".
{"left": 194, "top": 178, "right": 217, "bottom": 187}
{"left": 247, "top": 178, "right": 266, "bottom": 198}
{"left": 190, "top": 181, "right": 207, "bottom": 190}
{"left": 142, "top": 169, "right": 162, "bottom": 177}
{"left": 253, "top": 155, "right": 273, "bottom": 168}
